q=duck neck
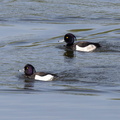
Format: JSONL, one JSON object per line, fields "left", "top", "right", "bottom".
{"left": 66, "top": 43, "right": 73, "bottom": 46}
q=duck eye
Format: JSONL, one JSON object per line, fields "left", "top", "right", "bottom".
{"left": 66, "top": 36, "right": 69, "bottom": 39}
{"left": 26, "top": 67, "right": 29, "bottom": 69}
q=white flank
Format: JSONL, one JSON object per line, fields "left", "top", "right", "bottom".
{"left": 76, "top": 44, "right": 96, "bottom": 52}
{"left": 35, "top": 74, "right": 54, "bottom": 81}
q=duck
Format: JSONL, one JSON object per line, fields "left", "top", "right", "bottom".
{"left": 23, "top": 64, "right": 55, "bottom": 81}
{"left": 62, "top": 33, "right": 101, "bottom": 52}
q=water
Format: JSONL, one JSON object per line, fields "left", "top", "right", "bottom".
{"left": 0, "top": 0, "right": 120, "bottom": 119}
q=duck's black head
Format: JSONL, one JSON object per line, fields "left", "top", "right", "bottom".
{"left": 24, "top": 64, "right": 36, "bottom": 76}
{"left": 64, "top": 33, "right": 76, "bottom": 46}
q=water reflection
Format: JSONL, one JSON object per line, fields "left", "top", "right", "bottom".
{"left": 63, "top": 50, "right": 75, "bottom": 58}
{"left": 24, "top": 79, "right": 35, "bottom": 89}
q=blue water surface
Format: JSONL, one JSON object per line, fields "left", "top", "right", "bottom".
{"left": 0, "top": 0, "right": 120, "bottom": 120}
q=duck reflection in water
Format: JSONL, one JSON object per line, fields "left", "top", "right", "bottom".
{"left": 24, "top": 79, "right": 35, "bottom": 89}
{"left": 64, "top": 49, "right": 75, "bottom": 58}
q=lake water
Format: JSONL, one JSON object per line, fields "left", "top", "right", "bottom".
{"left": 0, "top": 0, "right": 120, "bottom": 120}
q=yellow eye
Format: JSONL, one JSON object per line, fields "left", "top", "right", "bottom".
{"left": 66, "top": 36, "right": 68, "bottom": 39}
{"left": 26, "top": 67, "right": 28, "bottom": 69}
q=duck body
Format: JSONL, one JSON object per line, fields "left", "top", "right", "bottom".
{"left": 64, "top": 33, "right": 101, "bottom": 52}
{"left": 74, "top": 41, "right": 100, "bottom": 52}
{"left": 24, "top": 64, "right": 55, "bottom": 81}
{"left": 25, "top": 72, "right": 54, "bottom": 81}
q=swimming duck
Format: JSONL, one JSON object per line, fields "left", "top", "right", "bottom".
{"left": 23, "top": 64, "right": 55, "bottom": 81}
{"left": 62, "top": 33, "right": 101, "bottom": 52}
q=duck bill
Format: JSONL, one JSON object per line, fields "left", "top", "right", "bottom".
{"left": 18, "top": 69, "right": 24, "bottom": 73}
{"left": 58, "top": 39, "right": 65, "bottom": 43}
